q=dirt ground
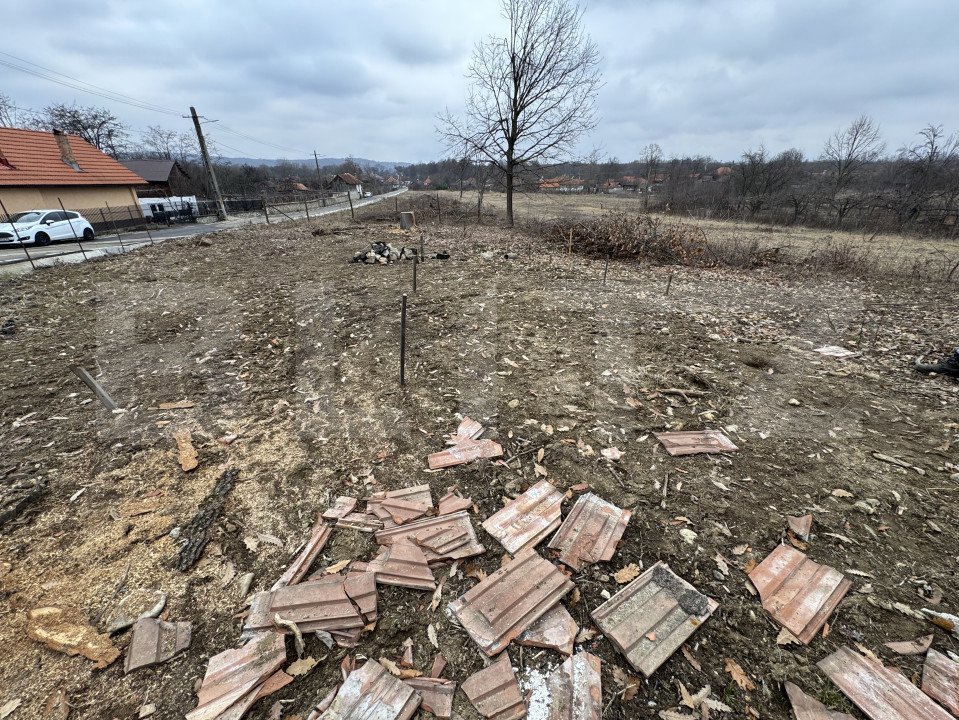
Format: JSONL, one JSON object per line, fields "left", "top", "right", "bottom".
{"left": 0, "top": 193, "right": 957, "bottom": 719}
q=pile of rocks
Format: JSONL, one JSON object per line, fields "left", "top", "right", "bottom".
{"left": 352, "top": 241, "right": 416, "bottom": 264}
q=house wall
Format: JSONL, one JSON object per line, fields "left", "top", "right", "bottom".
{"left": 0, "top": 185, "right": 143, "bottom": 216}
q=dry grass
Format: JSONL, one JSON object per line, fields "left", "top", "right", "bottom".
{"left": 437, "top": 190, "right": 959, "bottom": 282}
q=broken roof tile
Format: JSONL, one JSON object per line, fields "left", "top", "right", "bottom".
{"left": 455, "top": 416, "right": 485, "bottom": 441}
{"left": 405, "top": 677, "right": 455, "bottom": 718}
{"left": 787, "top": 514, "right": 813, "bottom": 541}
{"left": 818, "top": 645, "right": 954, "bottom": 720}
{"left": 547, "top": 493, "right": 631, "bottom": 571}
{"left": 318, "top": 659, "right": 421, "bottom": 720}
{"left": 124, "top": 618, "right": 192, "bottom": 673}
{"left": 590, "top": 561, "right": 717, "bottom": 677}
{"left": 322, "top": 496, "right": 358, "bottom": 521}
{"left": 884, "top": 634, "right": 934, "bottom": 655}
{"left": 247, "top": 573, "right": 376, "bottom": 634}
{"left": 371, "top": 485, "right": 434, "bottom": 508}
{"left": 186, "top": 632, "right": 286, "bottom": 720}
{"left": 784, "top": 681, "right": 855, "bottom": 720}
{"left": 376, "top": 511, "right": 485, "bottom": 562}
{"left": 449, "top": 548, "right": 574, "bottom": 656}
{"left": 368, "top": 497, "right": 430, "bottom": 525}
{"left": 461, "top": 652, "right": 527, "bottom": 720}
{"left": 357, "top": 540, "right": 436, "bottom": 591}
{"left": 428, "top": 438, "right": 503, "bottom": 469}
{"left": 748, "top": 544, "right": 851, "bottom": 645}
{"left": 654, "top": 430, "right": 738, "bottom": 456}
{"left": 429, "top": 652, "right": 447, "bottom": 678}
{"left": 336, "top": 513, "right": 384, "bottom": 532}
{"left": 482, "top": 480, "right": 564, "bottom": 554}
{"left": 437, "top": 487, "right": 474, "bottom": 515}
{"left": 544, "top": 651, "right": 602, "bottom": 720}
{"left": 922, "top": 649, "right": 959, "bottom": 716}
{"left": 517, "top": 603, "right": 578, "bottom": 655}
{"left": 271, "top": 517, "right": 333, "bottom": 590}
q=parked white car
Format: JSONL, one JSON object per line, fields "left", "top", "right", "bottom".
{"left": 0, "top": 209, "right": 96, "bottom": 246}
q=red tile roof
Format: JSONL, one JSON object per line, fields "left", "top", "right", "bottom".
{"left": 0, "top": 127, "right": 147, "bottom": 187}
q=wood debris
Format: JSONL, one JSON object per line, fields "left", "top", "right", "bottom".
{"left": 172, "top": 428, "right": 199, "bottom": 471}
{"left": 27, "top": 606, "right": 120, "bottom": 668}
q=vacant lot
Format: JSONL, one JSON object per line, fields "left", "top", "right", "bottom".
{"left": 0, "top": 194, "right": 957, "bottom": 719}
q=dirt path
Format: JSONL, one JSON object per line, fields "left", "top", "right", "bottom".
{"left": 0, "top": 200, "right": 956, "bottom": 718}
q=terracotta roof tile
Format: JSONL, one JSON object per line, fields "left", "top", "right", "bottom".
{"left": 449, "top": 548, "right": 574, "bottom": 656}
{"left": 547, "top": 493, "right": 631, "bottom": 571}
{"left": 322, "top": 496, "right": 358, "bottom": 521}
{"left": 318, "top": 659, "right": 421, "bottom": 720}
{"left": 748, "top": 544, "right": 851, "bottom": 644}
{"left": 428, "top": 438, "right": 503, "bottom": 469}
{"left": 355, "top": 540, "right": 437, "bottom": 591}
{"left": 368, "top": 497, "right": 430, "bottom": 525}
{"left": 544, "top": 651, "right": 602, "bottom": 720}
{"left": 483, "top": 480, "right": 564, "bottom": 554}
{"left": 654, "top": 430, "right": 738, "bottom": 456}
{"left": 246, "top": 572, "right": 376, "bottom": 634}
{"left": 818, "top": 645, "right": 954, "bottom": 720}
{"left": 517, "top": 603, "right": 578, "bottom": 655}
{"left": 0, "top": 127, "right": 146, "bottom": 187}
{"left": 375, "top": 511, "right": 485, "bottom": 562}
{"left": 124, "top": 618, "right": 191, "bottom": 673}
{"left": 461, "top": 652, "right": 526, "bottom": 720}
{"left": 370, "top": 485, "right": 434, "bottom": 508}
{"left": 591, "top": 562, "right": 717, "bottom": 677}
{"left": 271, "top": 518, "right": 332, "bottom": 590}
{"left": 922, "top": 649, "right": 959, "bottom": 716}
{"left": 336, "top": 513, "right": 383, "bottom": 532}
{"left": 404, "top": 677, "right": 455, "bottom": 718}
{"left": 437, "top": 487, "right": 474, "bottom": 515}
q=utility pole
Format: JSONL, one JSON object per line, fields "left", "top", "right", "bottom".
{"left": 313, "top": 150, "right": 323, "bottom": 189}
{"left": 190, "top": 106, "right": 227, "bottom": 221}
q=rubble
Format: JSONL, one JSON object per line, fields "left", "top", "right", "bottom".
{"left": 354, "top": 539, "right": 437, "bottom": 591}
{"left": 321, "top": 496, "right": 358, "bottom": 522}
{"left": 544, "top": 651, "right": 602, "bottom": 720}
{"left": 245, "top": 572, "right": 377, "bottom": 635}
{"left": 404, "top": 677, "right": 455, "bottom": 718}
{"left": 786, "top": 514, "right": 813, "bottom": 541}
{"left": 547, "top": 492, "right": 631, "bottom": 571}
{"left": 316, "top": 659, "right": 421, "bottom": 720}
{"left": 335, "top": 513, "right": 383, "bottom": 532}
{"left": 482, "top": 479, "right": 564, "bottom": 554}
{"left": 461, "top": 653, "right": 527, "bottom": 720}
{"left": 449, "top": 548, "right": 574, "bottom": 656}
{"left": 922, "top": 649, "right": 959, "bottom": 716}
{"left": 428, "top": 417, "right": 503, "bottom": 469}
{"left": 124, "top": 618, "right": 192, "bottom": 673}
{"left": 103, "top": 588, "right": 167, "bottom": 633}
{"left": 517, "top": 602, "right": 578, "bottom": 655}
{"left": 818, "top": 645, "right": 954, "bottom": 720}
{"left": 351, "top": 241, "right": 418, "bottom": 264}
{"left": 748, "top": 544, "right": 851, "bottom": 644}
{"left": 884, "top": 634, "right": 934, "bottom": 655}
{"left": 437, "top": 487, "right": 473, "bottom": 515}
{"left": 591, "top": 562, "right": 717, "bottom": 677}
{"left": 186, "top": 632, "right": 291, "bottom": 720}
{"left": 27, "top": 606, "right": 120, "bottom": 668}
{"left": 271, "top": 518, "right": 333, "bottom": 591}
{"left": 653, "top": 430, "right": 739, "bottom": 456}
{"left": 375, "top": 511, "right": 485, "bottom": 562}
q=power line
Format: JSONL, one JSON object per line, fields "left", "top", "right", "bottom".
{"left": 217, "top": 124, "right": 311, "bottom": 157}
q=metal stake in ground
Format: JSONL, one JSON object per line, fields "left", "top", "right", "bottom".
{"left": 348, "top": 192, "right": 354, "bottom": 221}
{"left": 72, "top": 365, "right": 118, "bottom": 410}
{"left": 0, "top": 197, "right": 35, "bottom": 270}
{"left": 58, "top": 198, "right": 89, "bottom": 261}
{"left": 102, "top": 204, "right": 126, "bottom": 253}
{"left": 412, "top": 251, "right": 418, "bottom": 293}
{"left": 665, "top": 272, "right": 673, "bottom": 296}
{"left": 420, "top": 232, "right": 425, "bottom": 258}
{"left": 400, "top": 294, "right": 408, "bottom": 386}
{"left": 603, "top": 253, "right": 610, "bottom": 285}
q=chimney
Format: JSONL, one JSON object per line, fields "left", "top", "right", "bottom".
{"left": 53, "top": 129, "right": 81, "bottom": 171}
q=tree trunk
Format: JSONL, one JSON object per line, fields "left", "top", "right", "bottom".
{"left": 506, "top": 165, "right": 515, "bottom": 227}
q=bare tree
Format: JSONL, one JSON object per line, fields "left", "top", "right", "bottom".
{"left": 892, "top": 124, "right": 959, "bottom": 227}
{"left": 639, "top": 143, "right": 662, "bottom": 210}
{"left": 820, "top": 115, "right": 885, "bottom": 227}
{"left": 439, "top": 0, "right": 602, "bottom": 225}
{"left": 0, "top": 94, "right": 18, "bottom": 127}
{"left": 32, "top": 103, "right": 129, "bottom": 157}
{"left": 736, "top": 146, "right": 804, "bottom": 218}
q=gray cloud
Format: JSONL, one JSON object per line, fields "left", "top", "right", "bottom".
{"left": 4, "top": 0, "right": 958, "bottom": 162}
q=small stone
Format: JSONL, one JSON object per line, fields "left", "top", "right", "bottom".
{"left": 103, "top": 589, "right": 167, "bottom": 633}
{"left": 198, "top": 238, "right": 213, "bottom": 247}
{"left": 788, "top": 398, "right": 801, "bottom": 406}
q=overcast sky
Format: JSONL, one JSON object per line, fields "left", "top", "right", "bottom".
{"left": 5, "top": 0, "right": 958, "bottom": 164}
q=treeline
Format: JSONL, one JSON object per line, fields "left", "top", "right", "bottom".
{"left": 402, "top": 117, "right": 959, "bottom": 236}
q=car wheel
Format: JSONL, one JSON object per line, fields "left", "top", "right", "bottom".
{"left": 82, "top": 227, "right": 95, "bottom": 241}
{"left": 34, "top": 232, "right": 51, "bottom": 246}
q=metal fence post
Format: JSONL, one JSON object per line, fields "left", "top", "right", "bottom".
{"left": 304, "top": 201, "right": 310, "bottom": 221}
{"left": 0, "top": 197, "right": 35, "bottom": 270}
{"left": 58, "top": 197, "right": 88, "bottom": 261}
{"left": 263, "top": 196, "right": 270, "bottom": 224}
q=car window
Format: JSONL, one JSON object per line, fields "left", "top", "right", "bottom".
{"left": 11, "top": 212, "right": 42, "bottom": 223}
{"left": 41, "top": 212, "right": 62, "bottom": 223}
{"left": 66, "top": 212, "right": 80, "bottom": 220}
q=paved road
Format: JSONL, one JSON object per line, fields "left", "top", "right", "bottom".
{"left": 0, "top": 189, "right": 407, "bottom": 271}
